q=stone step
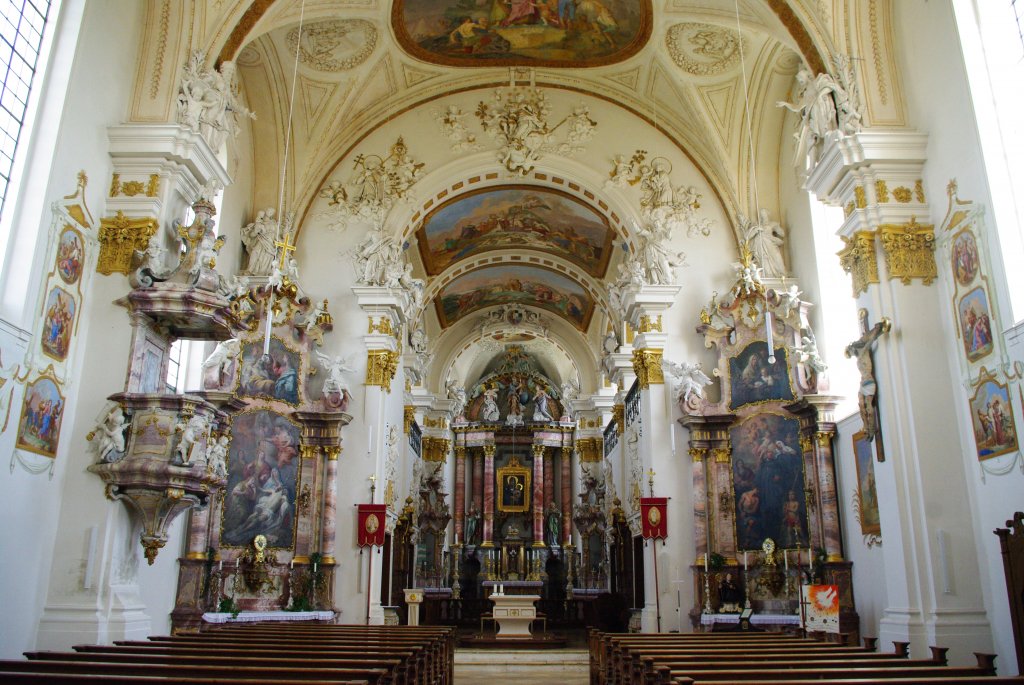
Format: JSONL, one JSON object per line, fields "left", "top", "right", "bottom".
{"left": 455, "top": 648, "right": 589, "bottom": 667}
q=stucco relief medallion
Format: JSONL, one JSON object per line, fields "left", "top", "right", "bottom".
{"left": 666, "top": 23, "right": 742, "bottom": 76}
{"left": 286, "top": 19, "right": 378, "bottom": 72}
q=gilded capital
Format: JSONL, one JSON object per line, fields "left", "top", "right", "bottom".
{"left": 879, "top": 218, "right": 937, "bottom": 286}
{"left": 815, "top": 431, "right": 835, "bottom": 448}
{"left": 689, "top": 447, "right": 708, "bottom": 462}
{"left": 422, "top": 436, "right": 451, "bottom": 462}
{"left": 631, "top": 348, "right": 665, "bottom": 388}
{"left": 576, "top": 437, "right": 602, "bottom": 463}
{"left": 531, "top": 443, "right": 546, "bottom": 458}
{"left": 613, "top": 404, "right": 625, "bottom": 435}
{"left": 838, "top": 231, "right": 880, "bottom": 297}
{"left": 454, "top": 445, "right": 466, "bottom": 459}
{"left": 404, "top": 405, "right": 415, "bottom": 433}
{"left": 637, "top": 314, "right": 662, "bottom": 333}
{"left": 483, "top": 444, "right": 496, "bottom": 458}
{"left": 325, "top": 446, "right": 341, "bottom": 461}
{"left": 97, "top": 212, "right": 158, "bottom": 275}
{"left": 799, "top": 435, "right": 814, "bottom": 454}
{"left": 300, "top": 444, "right": 319, "bottom": 460}
{"left": 365, "top": 349, "right": 399, "bottom": 391}
{"left": 711, "top": 446, "right": 731, "bottom": 463}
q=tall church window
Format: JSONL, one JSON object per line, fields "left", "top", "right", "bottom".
{"left": 0, "top": 0, "right": 52, "bottom": 222}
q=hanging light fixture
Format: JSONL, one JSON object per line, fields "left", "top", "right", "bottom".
{"left": 732, "top": 0, "right": 775, "bottom": 364}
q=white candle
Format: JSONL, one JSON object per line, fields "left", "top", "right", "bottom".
{"left": 454, "top": 533, "right": 458, "bottom": 545}
{"left": 669, "top": 425, "right": 676, "bottom": 455}
{"left": 262, "top": 302, "right": 274, "bottom": 355}
{"left": 784, "top": 550, "right": 788, "bottom": 571}
{"left": 219, "top": 560, "right": 223, "bottom": 572}
{"left": 368, "top": 432, "right": 373, "bottom": 454}
{"left": 290, "top": 559, "right": 294, "bottom": 569}
{"left": 704, "top": 553, "right": 709, "bottom": 572}
{"left": 808, "top": 547, "right": 813, "bottom": 568}
{"left": 743, "top": 551, "right": 748, "bottom": 571}
{"left": 313, "top": 562, "right": 318, "bottom": 573}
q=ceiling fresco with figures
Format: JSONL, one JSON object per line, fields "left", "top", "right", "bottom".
{"left": 435, "top": 264, "right": 595, "bottom": 330}
{"left": 415, "top": 186, "right": 616, "bottom": 277}
{"left": 391, "top": 0, "right": 653, "bottom": 67}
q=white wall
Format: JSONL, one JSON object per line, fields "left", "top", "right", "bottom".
{"left": 894, "top": 0, "right": 1023, "bottom": 672}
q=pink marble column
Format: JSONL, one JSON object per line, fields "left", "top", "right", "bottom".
{"left": 472, "top": 450, "right": 483, "bottom": 513}
{"left": 186, "top": 502, "right": 211, "bottom": 560}
{"left": 208, "top": 492, "right": 224, "bottom": 557}
{"left": 532, "top": 444, "right": 545, "bottom": 545}
{"left": 543, "top": 451, "right": 554, "bottom": 511}
{"left": 454, "top": 446, "right": 466, "bottom": 540}
{"left": 560, "top": 447, "right": 572, "bottom": 544}
{"left": 482, "top": 445, "right": 495, "bottom": 546}
{"left": 321, "top": 448, "right": 339, "bottom": 564}
{"left": 711, "top": 446, "right": 737, "bottom": 555}
{"left": 801, "top": 433, "right": 824, "bottom": 553}
{"left": 815, "top": 431, "right": 843, "bottom": 561}
{"left": 691, "top": 448, "right": 708, "bottom": 559}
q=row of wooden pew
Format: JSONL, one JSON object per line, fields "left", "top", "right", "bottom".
{"left": 0, "top": 623, "right": 455, "bottom": 685}
{"left": 588, "top": 630, "right": 1024, "bottom": 685}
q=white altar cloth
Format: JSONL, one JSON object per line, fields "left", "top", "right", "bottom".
{"left": 201, "top": 610, "right": 335, "bottom": 624}
{"left": 699, "top": 613, "right": 801, "bottom": 626}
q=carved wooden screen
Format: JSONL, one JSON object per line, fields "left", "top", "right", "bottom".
{"left": 996, "top": 512, "right": 1024, "bottom": 674}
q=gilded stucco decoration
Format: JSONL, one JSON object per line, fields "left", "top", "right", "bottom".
{"left": 422, "top": 436, "right": 451, "bottom": 463}
{"left": 286, "top": 19, "right": 377, "bottom": 72}
{"left": 838, "top": 231, "right": 879, "bottom": 297}
{"left": 319, "top": 137, "right": 425, "bottom": 230}
{"left": 631, "top": 348, "right": 665, "bottom": 388}
{"left": 575, "top": 437, "right": 603, "bottom": 463}
{"left": 879, "top": 218, "right": 937, "bottom": 286}
{"left": 476, "top": 88, "right": 597, "bottom": 176}
{"left": 97, "top": 212, "right": 158, "bottom": 276}
{"left": 665, "top": 23, "right": 743, "bottom": 76}
{"left": 365, "top": 349, "right": 399, "bottom": 391}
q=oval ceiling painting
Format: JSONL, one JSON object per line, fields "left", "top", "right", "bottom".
{"left": 416, "top": 186, "right": 614, "bottom": 277}
{"left": 392, "top": 0, "right": 653, "bottom": 68}
{"left": 436, "top": 264, "right": 594, "bottom": 331}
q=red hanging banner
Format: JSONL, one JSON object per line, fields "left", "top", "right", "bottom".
{"left": 641, "top": 497, "right": 669, "bottom": 540}
{"left": 357, "top": 504, "right": 387, "bottom": 547}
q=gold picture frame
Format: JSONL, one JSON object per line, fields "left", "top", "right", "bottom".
{"left": 497, "top": 454, "right": 530, "bottom": 513}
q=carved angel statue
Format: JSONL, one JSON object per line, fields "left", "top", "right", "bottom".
{"left": 663, "top": 359, "right": 713, "bottom": 406}
{"left": 191, "top": 230, "right": 226, "bottom": 279}
{"left": 794, "top": 330, "right": 828, "bottom": 374}
{"left": 303, "top": 299, "right": 328, "bottom": 333}
{"left": 447, "top": 379, "right": 468, "bottom": 421}
{"left": 315, "top": 351, "right": 356, "bottom": 397}
{"left": 436, "top": 104, "right": 479, "bottom": 152}
{"left": 87, "top": 404, "right": 128, "bottom": 464}
{"left": 734, "top": 258, "right": 764, "bottom": 296}
{"left": 219, "top": 274, "right": 250, "bottom": 300}
{"left": 207, "top": 434, "right": 229, "bottom": 478}
{"left": 202, "top": 338, "right": 241, "bottom": 389}
{"left": 176, "top": 52, "right": 255, "bottom": 151}
{"left": 409, "top": 322, "right": 429, "bottom": 355}
{"left": 560, "top": 378, "right": 579, "bottom": 420}
{"left": 776, "top": 66, "right": 859, "bottom": 166}
{"left": 352, "top": 229, "right": 402, "bottom": 286}
{"left": 635, "top": 222, "right": 687, "bottom": 285}
{"left": 770, "top": 284, "right": 803, "bottom": 321}
{"left": 240, "top": 208, "right": 278, "bottom": 276}
{"left": 739, "top": 209, "right": 786, "bottom": 279}
{"left": 173, "top": 415, "right": 208, "bottom": 466}
{"left": 131, "top": 234, "right": 175, "bottom": 288}
{"left": 398, "top": 263, "right": 426, "bottom": 311}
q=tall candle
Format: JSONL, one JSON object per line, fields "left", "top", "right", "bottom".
{"left": 808, "top": 547, "right": 813, "bottom": 567}
{"left": 743, "top": 551, "right": 748, "bottom": 571}
{"left": 704, "top": 552, "right": 709, "bottom": 572}
{"left": 290, "top": 559, "right": 294, "bottom": 569}
{"left": 219, "top": 560, "right": 223, "bottom": 572}
{"left": 784, "top": 550, "right": 788, "bottom": 571}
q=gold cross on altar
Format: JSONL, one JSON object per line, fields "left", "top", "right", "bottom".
{"left": 274, "top": 231, "right": 297, "bottom": 270}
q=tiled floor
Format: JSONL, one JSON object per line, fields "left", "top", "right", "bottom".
{"left": 454, "top": 648, "right": 590, "bottom": 684}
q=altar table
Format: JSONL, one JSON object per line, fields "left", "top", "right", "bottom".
{"left": 490, "top": 593, "right": 540, "bottom": 637}
{"left": 201, "top": 610, "right": 335, "bottom": 624}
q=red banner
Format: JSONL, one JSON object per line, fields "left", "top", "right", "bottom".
{"left": 641, "top": 497, "right": 668, "bottom": 540}
{"left": 358, "top": 504, "right": 387, "bottom": 547}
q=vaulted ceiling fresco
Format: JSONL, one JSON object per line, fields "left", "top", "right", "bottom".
{"left": 435, "top": 264, "right": 595, "bottom": 330}
{"left": 391, "top": 0, "right": 653, "bottom": 67}
{"left": 415, "top": 186, "right": 616, "bottom": 277}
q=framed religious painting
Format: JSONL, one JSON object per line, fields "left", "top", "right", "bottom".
{"left": 237, "top": 337, "right": 302, "bottom": 405}
{"left": 221, "top": 409, "right": 301, "bottom": 548}
{"left": 729, "top": 413, "right": 806, "bottom": 551}
{"left": 497, "top": 454, "right": 530, "bottom": 513}
{"left": 969, "top": 372, "right": 1018, "bottom": 461}
{"left": 851, "top": 430, "right": 881, "bottom": 538}
{"left": 15, "top": 371, "right": 66, "bottom": 459}
{"left": 728, "top": 340, "right": 795, "bottom": 410}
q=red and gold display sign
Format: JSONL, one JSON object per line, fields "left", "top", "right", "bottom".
{"left": 640, "top": 497, "right": 668, "bottom": 540}
{"left": 358, "top": 504, "right": 387, "bottom": 547}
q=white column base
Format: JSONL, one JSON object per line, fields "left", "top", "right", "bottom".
{"left": 36, "top": 592, "right": 150, "bottom": 651}
{"left": 640, "top": 604, "right": 659, "bottom": 632}
{"left": 879, "top": 607, "right": 992, "bottom": 665}
{"left": 367, "top": 602, "right": 386, "bottom": 625}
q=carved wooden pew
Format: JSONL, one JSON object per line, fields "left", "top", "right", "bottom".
{"left": 0, "top": 659, "right": 386, "bottom": 684}
{"left": 0, "top": 675, "right": 368, "bottom": 684}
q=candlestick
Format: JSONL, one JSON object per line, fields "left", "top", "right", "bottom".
{"left": 743, "top": 551, "right": 748, "bottom": 571}
{"left": 290, "top": 559, "right": 294, "bottom": 569}
{"left": 219, "top": 560, "right": 223, "bottom": 572}
{"left": 809, "top": 547, "right": 813, "bottom": 567}
{"left": 784, "top": 549, "right": 788, "bottom": 571}
{"left": 704, "top": 552, "right": 709, "bottom": 572}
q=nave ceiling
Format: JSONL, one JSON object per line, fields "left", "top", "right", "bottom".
{"left": 131, "top": 0, "right": 904, "bottom": 392}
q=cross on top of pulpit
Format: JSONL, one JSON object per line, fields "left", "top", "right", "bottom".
{"left": 274, "top": 230, "right": 297, "bottom": 271}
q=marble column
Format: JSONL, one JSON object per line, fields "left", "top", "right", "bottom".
{"left": 560, "top": 446, "right": 572, "bottom": 544}
{"left": 482, "top": 444, "right": 496, "bottom": 546}
{"left": 690, "top": 448, "right": 708, "bottom": 561}
{"left": 814, "top": 431, "right": 842, "bottom": 561}
{"left": 472, "top": 448, "right": 483, "bottom": 514}
{"left": 185, "top": 503, "right": 211, "bottom": 560}
{"left": 543, "top": 449, "right": 555, "bottom": 515}
{"left": 454, "top": 445, "right": 466, "bottom": 541}
{"left": 532, "top": 444, "right": 545, "bottom": 546}
{"left": 710, "top": 445, "right": 738, "bottom": 556}
{"left": 321, "top": 447, "right": 339, "bottom": 565}
{"left": 798, "top": 432, "right": 824, "bottom": 553}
